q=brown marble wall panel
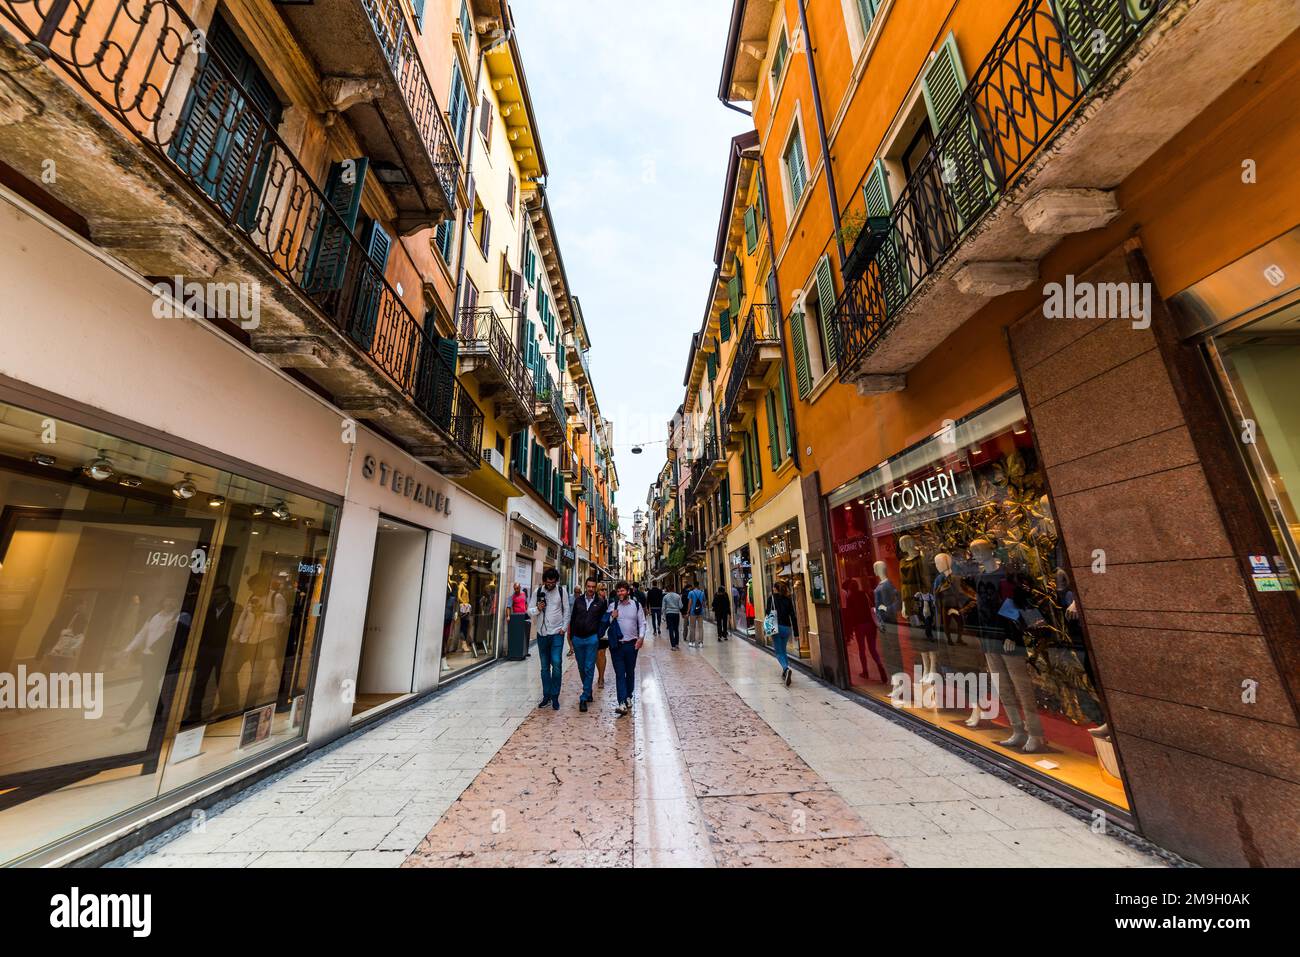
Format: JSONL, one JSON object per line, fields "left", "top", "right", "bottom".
{"left": 1114, "top": 734, "right": 1300, "bottom": 867}
{"left": 1106, "top": 689, "right": 1300, "bottom": 784}
{"left": 1088, "top": 624, "right": 1296, "bottom": 724}
{"left": 1053, "top": 463, "right": 1234, "bottom": 564}
{"left": 1046, "top": 426, "right": 1199, "bottom": 496}
{"left": 1020, "top": 319, "right": 1157, "bottom": 406}
{"left": 1085, "top": 607, "right": 1262, "bottom": 635}
{"left": 1072, "top": 556, "right": 1255, "bottom": 616}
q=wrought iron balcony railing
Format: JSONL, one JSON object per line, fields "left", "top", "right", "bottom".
{"left": 0, "top": 0, "right": 482, "bottom": 462}
{"left": 457, "top": 305, "right": 533, "bottom": 414}
{"left": 355, "top": 0, "right": 460, "bottom": 208}
{"left": 722, "top": 303, "right": 781, "bottom": 427}
{"left": 833, "top": 0, "right": 1165, "bottom": 375}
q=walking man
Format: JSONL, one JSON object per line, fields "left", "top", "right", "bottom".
{"left": 530, "top": 567, "right": 569, "bottom": 710}
{"left": 712, "top": 585, "right": 732, "bottom": 641}
{"left": 608, "top": 580, "right": 647, "bottom": 716}
{"left": 647, "top": 583, "right": 664, "bottom": 635}
{"left": 661, "top": 585, "right": 682, "bottom": 649}
{"left": 686, "top": 580, "right": 706, "bottom": 648}
{"left": 567, "top": 576, "right": 606, "bottom": 713}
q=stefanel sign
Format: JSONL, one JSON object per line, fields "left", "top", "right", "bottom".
{"left": 361, "top": 454, "right": 451, "bottom": 517}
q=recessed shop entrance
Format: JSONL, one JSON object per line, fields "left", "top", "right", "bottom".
{"left": 353, "top": 517, "right": 428, "bottom": 722}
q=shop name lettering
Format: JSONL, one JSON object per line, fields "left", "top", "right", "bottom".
{"left": 869, "top": 470, "right": 960, "bottom": 523}
{"left": 0, "top": 666, "right": 103, "bottom": 719}
{"left": 1042, "top": 275, "right": 1151, "bottom": 329}
{"left": 362, "top": 455, "right": 451, "bottom": 516}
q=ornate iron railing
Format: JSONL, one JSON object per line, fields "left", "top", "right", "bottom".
{"left": 359, "top": 0, "right": 460, "bottom": 207}
{"left": 0, "top": 0, "right": 482, "bottom": 461}
{"left": 834, "top": 0, "right": 1164, "bottom": 374}
{"left": 533, "top": 366, "right": 565, "bottom": 429}
{"left": 456, "top": 306, "right": 533, "bottom": 413}
{"left": 722, "top": 303, "right": 780, "bottom": 426}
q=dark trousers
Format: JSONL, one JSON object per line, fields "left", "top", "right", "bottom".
{"left": 665, "top": 613, "right": 680, "bottom": 647}
{"left": 610, "top": 639, "right": 639, "bottom": 704}
{"left": 716, "top": 613, "right": 730, "bottom": 638}
{"left": 184, "top": 648, "right": 227, "bottom": 724}
{"left": 650, "top": 607, "right": 662, "bottom": 632}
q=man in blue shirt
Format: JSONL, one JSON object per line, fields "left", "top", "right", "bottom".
{"left": 685, "top": 581, "right": 707, "bottom": 648}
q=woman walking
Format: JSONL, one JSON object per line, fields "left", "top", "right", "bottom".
{"left": 770, "top": 581, "right": 799, "bottom": 686}
{"left": 712, "top": 586, "right": 731, "bottom": 641}
{"left": 595, "top": 582, "right": 612, "bottom": 688}
{"left": 661, "top": 585, "right": 683, "bottom": 649}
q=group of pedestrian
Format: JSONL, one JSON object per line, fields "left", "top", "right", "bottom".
{"left": 530, "top": 569, "right": 648, "bottom": 717}
{"left": 528, "top": 567, "right": 800, "bottom": 714}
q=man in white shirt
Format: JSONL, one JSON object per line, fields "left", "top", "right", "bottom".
{"left": 608, "top": 580, "right": 647, "bottom": 717}
{"left": 529, "top": 567, "right": 569, "bottom": 711}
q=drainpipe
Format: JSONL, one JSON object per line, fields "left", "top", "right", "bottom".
{"left": 794, "top": 0, "right": 846, "bottom": 265}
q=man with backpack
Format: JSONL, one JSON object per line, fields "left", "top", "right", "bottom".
{"left": 529, "top": 567, "right": 569, "bottom": 711}
{"left": 607, "top": 580, "right": 647, "bottom": 716}
{"left": 685, "top": 581, "right": 706, "bottom": 648}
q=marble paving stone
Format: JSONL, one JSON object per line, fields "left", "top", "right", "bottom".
{"left": 712, "top": 836, "right": 904, "bottom": 868}
{"left": 885, "top": 831, "right": 1030, "bottom": 868}
{"left": 217, "top": 816, "right": 340, "bottom": 854}
{"left": 307, "top": 816, "right": 404, "bottom": 852}
{"left": 915, "top": 800, "right": 1014, "bottom": 834}
{"left": 697, "top": 790, "right": 872, "bottom": 845}
{"left": 687, "top": 760, "right": 831, "bottom": 797}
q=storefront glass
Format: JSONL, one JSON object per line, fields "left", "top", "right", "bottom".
{"left": 758, "top": 523, "right": 810, "bottom": 658}
{"left": 441, "top": 537, "right": 502, "bottom": 678}
{"left": 728, "top": 545, "right": 753, "bottom": 637}
{"left": 0, "top": 398, "right": 336, "bottom": 864}
{"left": 1208, "top": 300, "right": 1300, "bottom": 581}
{"left": 827, "top": 394, "right": 1127, "bottom": 810}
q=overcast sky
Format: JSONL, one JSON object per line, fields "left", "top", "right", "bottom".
{"left": 510, "top": 1, "right": 749, "bottom": 537}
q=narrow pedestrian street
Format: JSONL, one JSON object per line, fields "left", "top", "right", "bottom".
{"left": 117, "top": 634, "right": 1163, "bottom": 869}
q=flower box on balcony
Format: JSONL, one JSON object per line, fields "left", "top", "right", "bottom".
{"left": 840, "top": 216, "right": 891, "bottom": 285}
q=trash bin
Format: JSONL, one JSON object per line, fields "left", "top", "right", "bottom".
{"left": 507, "top": 613, "right": 531, "bottom": 661}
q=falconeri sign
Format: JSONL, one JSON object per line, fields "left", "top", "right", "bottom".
{"left": 361, "top": 455, "right": 451, "bottom": 516}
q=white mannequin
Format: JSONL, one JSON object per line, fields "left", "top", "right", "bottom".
{"left": 969, "top": 538, "right": 1045, "bottom": 752}
{"left": 899, "top": 536, "right": 938, "bottom": 682}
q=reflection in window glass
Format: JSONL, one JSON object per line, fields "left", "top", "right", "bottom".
{"left": 827, "top": 395, "right": 1127, "bottom": 810}
{"left": 0, "top": 400, "right": 335, "bottom": 864}
{"left": 440, "top": 538, "right": 501, "bottom": 678}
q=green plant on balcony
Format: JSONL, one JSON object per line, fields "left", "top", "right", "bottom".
{"left": 837, "top": 207, "right": 869, "bottom": 248}
{"left": 665, "top": 521, "right": 687, "bottom": 569}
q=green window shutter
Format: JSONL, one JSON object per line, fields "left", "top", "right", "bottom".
{"left": 1051, "top": 0, "right": 1129, "bottom": 85}
{"left": 864, "top": 159, "right": 909, "bottom": 313}
{"left": 863, "top": 158, "right": 892, "bottom": 218}
{"left": 304, "top": 157, "right": 367, "bottom": 293}
{"left": 921, "top": 32, "right": 968, "bottom": 134}
{"left": 777, "top": 366, "right": 793, "bottom": 457}
{"left": 789, "top": 309, "right": 812, "bottom": 398}
{"left": 765, "top": 391, "right": 780, "bottom": 469}
{"left": 785, "top": 134, "right": 807, "bottom": 204}
{"left": 719, "top": 304, "right": 732, "bottom": 342}
{"left": 727, "top": 276, "right": 740, "bottom": 314}
{"left": 750, "top": 422, "right": 763, "bottom": 490}
{"left": 814, "top": 255, "right": 839, "bottom": 368}
{"left": 744, "top": 206, "right": 758, "bottom": 253}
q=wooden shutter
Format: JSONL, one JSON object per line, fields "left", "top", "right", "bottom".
{"left": 789, "top": 308, "right": 812, "bottom": 398}
{"left": 814, "top": 255, "right": 839, "bottom": 368}
{"left": 921, "top": 32, "right": 968, "bottom": 134}
{"left": 304, "top": 157, "right": 367, "bottom": 294}
{"left": 727, "top": 276, "right": 740, "bottom": 315}
{"left": 412, "top": 0, "right": 426, "bottom": 29}
{"left": 479, "top": 95, "right": 493, "bottom": 139}
{"left": 863, "top": 159, "right": 909, "bottom": 314}
{"left": 765, "top": 391, "right": 780, "bottom": 469}
{"left": 351, "top": 220, "right": 391, "bottom": 352}
{"left": 1051, "top": 0, "right": 1129, "bottom": 85}
{"left": 922, "top": 32, "right": 992, "bottom": 227}
{"left": 777, "top": 366, "right": 793, "bottom": 457}
{"left": 744, "top": 206, "right": 758, "bottom": 253}
{"left": 480, "top": 209, "right": 491, "bottom": 256}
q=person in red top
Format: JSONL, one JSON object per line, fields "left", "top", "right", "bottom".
{"left": 510, "top": 583, "right": 529, "bottom": 615}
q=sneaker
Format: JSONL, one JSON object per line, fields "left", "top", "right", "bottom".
{"left": 537, "top": 696, "right": 551, "bottom": 709}
{"left": 785, "top": 668, "right": 792, "bottom": 687}
{"left": 552, "top": 698, "right": 560, "bottom": 711}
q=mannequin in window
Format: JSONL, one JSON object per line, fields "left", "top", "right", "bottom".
{"left": 968, "top": 538, "right": 1044, "bottom": 752}
{"left": 872, "top": 559, "right": 904, "bottom": 683}
{"left": 932, "top": 551, "right": 973, "bottom": 646}
{"left": 898, "top": 534, "right": 938, "bottom": 680}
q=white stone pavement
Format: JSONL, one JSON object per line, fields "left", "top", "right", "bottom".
{"left": 116, "top": 633, "right": 1169, "bottom": 867}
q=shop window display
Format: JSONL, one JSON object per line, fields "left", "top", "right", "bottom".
{"left": 729, "top": 546, "right": 753, "bottom": 636}
{"left": 0, "top": 399, "right": 335, "bottom": 864}
{"left": 828, "top": 395, "right": 1127, "bottom": 809}
{"left": 441, "top": 538, "right": 501, "bottom": 677}
{"left": 758, "top": 523, "right": 810, "bottom": 658}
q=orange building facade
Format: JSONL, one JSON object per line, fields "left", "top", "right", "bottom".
{"left": 714, "top": 0, "right": 1300, "bottom": 866}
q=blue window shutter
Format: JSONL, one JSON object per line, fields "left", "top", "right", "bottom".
{"left": 304, "top": 157, "right": 367, "bottom": 294}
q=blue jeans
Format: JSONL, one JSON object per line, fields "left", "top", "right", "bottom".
{"left": 665, "top": 613, "right": 680, "bottom": 647}
{"left": 610, "top": 639, "right": 639, "bottom": 704}
{"left": 571, "top": 634, "right": 598, "bottom": 702}
{"left": 537, "top": 632, "right": 564, "bottom": 699}
{"left": 774, "top": 625, "right": 792, "bottom": 672}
